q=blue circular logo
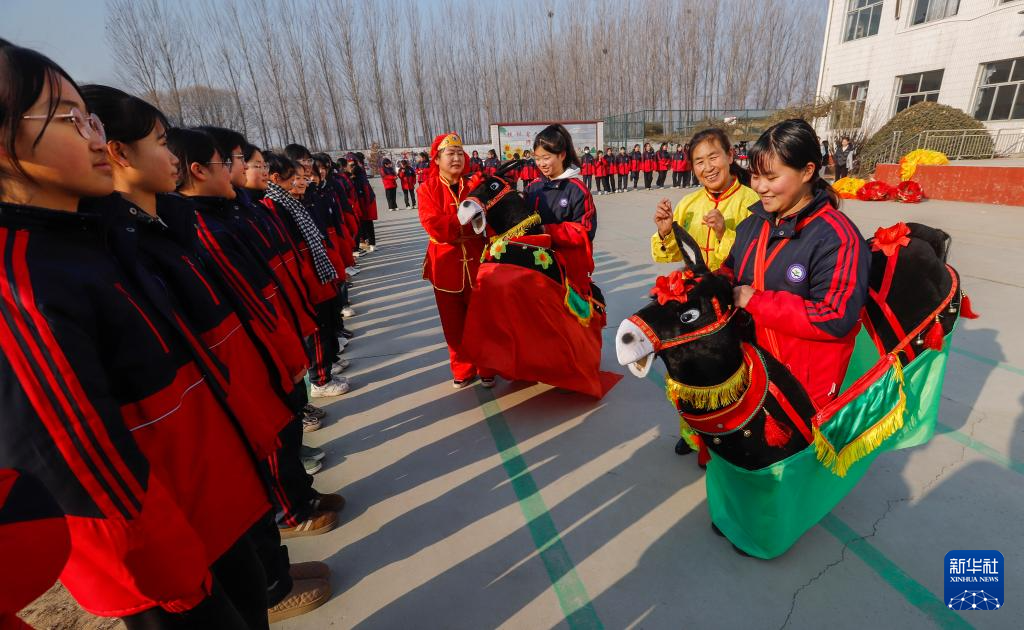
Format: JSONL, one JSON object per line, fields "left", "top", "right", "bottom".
{"left": 559, "top": 198, "right": 569, "bottom": 208}
{"left": 787, "top": 264, "right": 807, "bottom": 283}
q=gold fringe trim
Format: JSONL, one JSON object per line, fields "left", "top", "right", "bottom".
{"left": 489, "top": 213, "right": 542, "bottom": 245}
{"left": 814, "top": 384, "right": 906, "bottom": 477}
{"left": 665, "top": 363, "right": 749, "bottom": 411}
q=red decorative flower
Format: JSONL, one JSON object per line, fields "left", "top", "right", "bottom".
{"left": 871, "top": 222, "right": 912, "bottom": 257}
{"left": 650, "top": 269, "right": 694, "bottom": 305}
{"left": 895, "top": 181, "right": 924, "bottom": 203}
{"left": 856, "top": 180, "right": 894, "bottom": 201}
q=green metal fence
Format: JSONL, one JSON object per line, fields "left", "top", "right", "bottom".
{"left": 603, "top": 109, "right": 781, "bottom": 146}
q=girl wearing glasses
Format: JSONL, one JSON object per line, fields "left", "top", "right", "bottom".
{"left": 0, "top": 39, "right": 272, "bottom": 628}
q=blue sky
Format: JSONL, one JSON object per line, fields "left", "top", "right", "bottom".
{"left": 3, "top": 0, "right": 117, "bottom": 84}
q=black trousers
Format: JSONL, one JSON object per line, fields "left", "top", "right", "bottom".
{"left": 122, "top": 532, "right": 269, "bottom": 630}
{"left": 306, "top": 300, "right": 339, "bottom": 386}
{"left": 672, "top": 171, "right": 681, "bottom": 187}
{"left": 385, "top": 187, "right": 398, "bottom": 210}
{"left": 606, "top": 175, "right": 615, "bottom": 192}
{"left": 359, "top": 219, "right": 376, "bottom": 246}
{"left": 595, "top": 176, "right": 604, "bottom": 193}
{"left": 268, "top": 415, "right": 317, "bottom": 527}
{"left": 643, "top": 172, "right": 653, "bottom": 189}
{"left": 656, "top": 170, "right": 668, "bottom": 187}
{"left": 583, "top": 175, "right": 592, "bottom": 190}
{"left": 618, "top": 174, "right": 628, "bottom": 189}
{"left": 248, "top": 509, "right": 293, "bottom": 608}
{"left": 835, "top": 165, "right": 849, "bottom": 180}
{"left": 630, "top": 171, "right": 639, "bottom": 189}
{"left": 402, "top": 188, "right": 413, "bottom": 207}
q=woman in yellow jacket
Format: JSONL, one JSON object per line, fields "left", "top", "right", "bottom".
{"left": 651, "top": 128, "right": 758, "bottom": 271}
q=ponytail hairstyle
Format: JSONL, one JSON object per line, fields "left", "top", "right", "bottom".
{"left": 80, "top": 84, "right": 168, "bottom": 145}
{"left": 748, "top": 118, "right": 838, "bottom": 208}
{"left": 165, "top": 127, "right": 218, "bottom": 190}
{"left": 532, "top": 123, "right": 580, "bottom": 170}
{"left": 264, "top": 150, "right": 298, "bottom": 181}
{"left": 687, "top": 127, "right": 751, "bottom": 188}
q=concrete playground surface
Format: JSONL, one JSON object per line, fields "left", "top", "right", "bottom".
{"left": 279, "top": 180, "right": 1023, "bottom": 630}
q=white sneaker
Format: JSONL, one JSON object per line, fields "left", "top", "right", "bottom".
{"left": 405, "top": 205, "right": 411, "bottom": 210}
{"left": 330, "top": 375, "right": 349, "bottom": 386}
{"left": 337, "top": 336, "right": 349, "bottom": 349}
{"left": 345, "top": 266, "right": 359, "bottom": 277}
{"left": 341, "top": 306, "right": 356, "bottom": 318}
{"left": 352, "top": 250, "right": 362, "bottom": 258}
{"left": 310, "top": 380, "right": 349, "bottom": 398}
{"left": 366, "top": 245, "right": 376, "bottom": 253}
{"left": 331, "top": 360, "right": 350, "bottom": 376}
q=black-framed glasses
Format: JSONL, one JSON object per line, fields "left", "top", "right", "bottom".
{"left": 22, "top": 107, "right": 106, "bottom": 142}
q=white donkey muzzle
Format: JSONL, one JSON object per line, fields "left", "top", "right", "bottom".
{"left": 615, "top": 318, "right": 656, "bottom": 378}
{"left": 457, "top": 200, "right": 487, "bottom": 234}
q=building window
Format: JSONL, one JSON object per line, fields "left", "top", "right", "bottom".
{"left": 911, "top": 0, "right": 959, "bottom": 25}
{"left": 832, "top": 81, "right": 870, "bottom": 128}
{"left": 895, "top": 70, "right": 944, "bottom": 113}
{"left": 843, "top": 0, "right": 883, "bottom": 41}
{"left": 975, "top": 57, "right": 1024, "bottom": 121}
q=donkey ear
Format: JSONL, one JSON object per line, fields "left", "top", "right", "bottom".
{"left": 495, "top": 159, "right": 524, "bottom": 176}
{"left": 671, "top": 222, "right": 710, "bottom": 275}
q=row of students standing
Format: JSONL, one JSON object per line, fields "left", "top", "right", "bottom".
{"left": 0, "top": 39, "right": 384, "bottom": 629}
{"left": 580, "top": 142, "right": 696, "bottom": 194}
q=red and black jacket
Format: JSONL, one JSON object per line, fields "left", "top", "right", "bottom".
{"left": 260, "top": 193, "right": 339, "bottom": 307}
{"left": 0, "top": 202, "right": 268, "bottom": 616}
{"left": 399, "top": 165, "right": 417, "bottom": 190}
{"left": 468, "top": 156, "right": 483, "bottom": 174}
{"left": 415, "top": 158, "right": 431, "bottom": 182}
{"left": 642, "top": 149, "right": 657, "bottom": 172}
{"left": 672, "top": 149, "right": 689, "bottom": 171}
{"left": 720, "top": 191, "right": 870, "bottom": 407}
{"left": 92, "top": 194, "right": 301, "bottom": 436}
{"left": 381, "top": 164, "right": 398, "bottom": 189}
{"left": 483, "top": 157, "right": 500, "bottom": 176}
{"left": 656, "top": 149, "right": 671, "bottom": 171}
{"left": 524, "top": 175, "right": 598, "bottom": 243}
{"left": 594, "top": 155, "right": 608, "bottom": 177}
{"left": 235, "top": 188, "right": 318, "bottom": 337}
{"left": 159, "top": 195, "right": 310, "bottom": 382}
{"left": 615, "top": 153, "right": 631, "bottom": 175}
{"left": 630, "top": 149, "right": 642, "bottom": 172}
{"left": 580, "top": 153, "right": 594, "bottom": 176}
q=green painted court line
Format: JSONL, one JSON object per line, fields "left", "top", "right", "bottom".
{"left": 950, "top": 345, "right": 1024, "bottom": 378}
{"left": 475, "top": 388, "right": 604, "bottom": 630}
{"left": 934, "top": 422, "right": 1024, "bottom": 476}
{"left": 819, "top": 515, "right": 973, "bottom": 630}
{"left": 638, "top": 369, "right": 966, "bottom": 627}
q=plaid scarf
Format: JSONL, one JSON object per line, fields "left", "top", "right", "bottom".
{"left": 265, "top": 182, "right": 337, "bottom": 284}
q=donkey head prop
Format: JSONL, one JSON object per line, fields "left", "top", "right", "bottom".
{"left": 457, "top": 159, "right": 539, "bottom": 238}
{"left": 615, "top": 224, "right": 813, "bottom": 470}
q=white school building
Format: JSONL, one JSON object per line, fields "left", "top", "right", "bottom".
{"left": 814, "top": 0, "right": 1024, "bottom": 138}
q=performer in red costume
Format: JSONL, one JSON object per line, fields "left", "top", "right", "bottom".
{"left": 417, "top": 132, "right": 496, "bottom": 388}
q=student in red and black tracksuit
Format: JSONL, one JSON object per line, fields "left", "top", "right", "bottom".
{"left": 381, "top": 157, "right": 399, "bottom": 211}
{"left": 594, "top": 149, "right": 607, "bottom": 195}
{"left": 351, "top": 152, "right": 379, "bottom": 250}
{"left": 655, "top": 142, "right": 671, "bottom": 188}
{"left": 641, "top": 142, "right": 656, "bottom": 189}
{"left": 580, "top": 147, "right": 594, "bottom": 190}
{"left": 670, "top": 143, "right": 685, "bottom": 188}
{"left": 399, "top": 159, "right": 417, "bottom": 209}
{"left": 722, "top": 119, "right": 869, "bottom": 409}
{"left": 0, "top": 469, "right": 70, "bottom": 629}
{"left": 616, "top": 147, "right": 630, "bottom": 192}
{"left": 483, "top": 149, "right": 500, "bottom": 176}
{"left": 0, "top": 48, "right": 271, "bottom": 627}
{"left": 468, "top": 150, "right": 483, "bottom": 175}
{"left": 630, "top": 144, "right": 642, "bottom": 190}
{"left": 520, "top": 150, "right": 539, "bottom": 190}
{"left": 415, "top": 151, "right": 431, "bottom": 190}
{"left": 603, "top": 148, "right": 616, "bottom": 193}
{"left": 526, "top": 125, "right": 598, "bottom": 296}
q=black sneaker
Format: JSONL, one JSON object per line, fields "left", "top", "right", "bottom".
{"left": 338, "top": 327, "right": 355, "bottom": 340}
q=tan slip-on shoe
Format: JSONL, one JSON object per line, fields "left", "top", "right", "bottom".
{"left": 268, "top": 577, "right": 331, "bottom": 623}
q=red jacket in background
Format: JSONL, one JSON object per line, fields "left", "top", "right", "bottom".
{"left": 381, "top": 165, "right": 398, "bottom": 190}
